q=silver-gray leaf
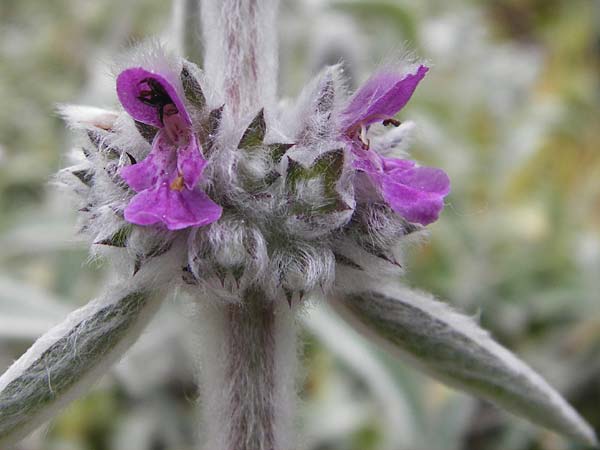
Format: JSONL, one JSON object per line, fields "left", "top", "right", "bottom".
{"left": 0, "top": 287, "right": 163, "bottom": 445}
{"left": 330, "top": 282, "right": 598, "bottom": 446}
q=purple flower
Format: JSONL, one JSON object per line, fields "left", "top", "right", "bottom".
{"left": 116, "top": 68, "right": 222, "bottom": 230}
{"left": 341, "top": 65, "right": 450, "bottom": 225}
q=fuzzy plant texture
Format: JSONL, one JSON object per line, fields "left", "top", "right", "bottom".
{"left": 0, "top": 0, "right": 597, "bottom": 449}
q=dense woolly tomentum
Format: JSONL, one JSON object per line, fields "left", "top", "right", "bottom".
{"left": 2, "top": 3, "right": 596, "bottom": 447}
{"left": 58, "top": 47, "right": 449, "bottom": 304}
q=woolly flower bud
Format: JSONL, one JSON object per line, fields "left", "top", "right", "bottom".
{"left": 58, "top": 45, "right": 447, "bottom": 305}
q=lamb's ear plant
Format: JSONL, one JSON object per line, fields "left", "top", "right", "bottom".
{"left": 0, "top": 0, "right": 596, "bottom": 448}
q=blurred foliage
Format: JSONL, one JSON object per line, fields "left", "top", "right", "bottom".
{"left": 0, "top": 0, "right": 599, "bottom": 449}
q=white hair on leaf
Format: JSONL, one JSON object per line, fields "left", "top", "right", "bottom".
{"left": 330, "top": 279, "right": 598, "bottom": 447}
{"left": 0, "top": 245, "right": 183, "bottom": 446}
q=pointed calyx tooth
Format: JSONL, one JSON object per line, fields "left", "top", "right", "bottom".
{"left": 224, "top": 266, "right": 245, "bottom": 290}
{"left": 315, "top": 71, "right": 335, "bottom": 115}
{"left": 400, "top": 220, "right": 422, "bottom": 235}
{"left": 86, "top": 131, "right": 121, "bottom": 159}
{"left": 268, "top": 143, "right": 294, "bottom": 164}
{"left": 286, "top": 149, "right": 344, "bottom": 187}
{"left": 360, "top": 241, "right": 401, "bottom": 267}
{"left": 95, "top": 225, "right": 132, "bottom": 247}
{"left": 133, "top": 259, "right": 142, "bottom": 275}
{"left": 199, "top": 105, "right": 224, "bottom": 155}
{"left": 238, "top": 108, "right": 266, "bottom": 149}
{"left": 344, "top": 204, "right": 421, "bottom": 265}
{"left": 182, "top": 265, "right": 199, "bottom": 285}
{"left": 86, "top": 130, "right": 106, "bottom": 149}
{"left": 71, "top": 169, "right": 94, "bottom": 187}
{"left": 134, "top": 120, "right": 158, "bottom": 144}
{"left": 181, "top": 63, "right": 206, "bottom": 111}
{"left": 285, "top": 157, "right": 304, "bottom": 188}
{"left": 333, "top": 252, "right": 363, "bottom": 271}
{"left": 330, "top": 283, "right": 598, "bottom": 447}
{"left": 133, "top": 241, "right": 174, "bottom": 275}
{"left": 125, "top": 152, "right": 137, "bottom": 165}
{"left": 263, "top": 171, "right": 281, "bottom": 186}
{"left": 209, "top": 260, "right": 245, "bottom": 289}
{"left": 312, "top": 148, "right": 345, "bottom": 183}
{"left": 299, "top": 69, "right": 337, "bottom": 144}
{"left": 283, "top": 289, "right": 305, "bottom": 308}
{"left": 213, "top": 264, "right": 227, "bottom": 287}
{"left": 286, "top": 149, "right": 350, "bottom": 213}
{"left": 284, "top": 288, "right": 293, "bottom": 308}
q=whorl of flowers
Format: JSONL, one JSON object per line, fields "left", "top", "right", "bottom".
{"left": 59, "top": 47, "right": 449, "bottom": 304}
{"left": 0, "top": 1, "right": 595, "bottom": 448}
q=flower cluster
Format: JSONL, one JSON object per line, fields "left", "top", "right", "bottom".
{"left": 60, "top": 48, "right": 448, "bottom": 303}
{"left": 4, "top": 35, "right": 593, "bottom": 450}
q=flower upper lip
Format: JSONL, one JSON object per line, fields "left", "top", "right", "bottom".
{"left": 340, "top": 65, "right": 429, "bottom": 131}
{"left": 116, "top": 67, "right": 192, "bottom": 128}
{"left": 340, "top": 64, "right": 450, "bottom": 226}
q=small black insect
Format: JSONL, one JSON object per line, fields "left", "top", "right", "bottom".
{"left": 137, "top": 78, "right": 177, "bottom": 124}
{"left": 382, "top": 118, "right": 401, "bottom": 127}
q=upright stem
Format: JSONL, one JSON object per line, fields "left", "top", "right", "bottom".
{"left": 197, "top": 291, "right": 297, "bottom": 450}
{"left": 196, "top": 2, "right": 291, "bottom": 448}
{"left": 200, "top": 0, "right": 279, "bottom": 117}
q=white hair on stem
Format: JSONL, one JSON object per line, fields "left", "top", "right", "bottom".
{"left": 195, "top": 4, "right": 300, "bottom": 448}
{"left": 201, "top": 0, "right": 279, "bottom": 117}
{"left": 193, "top": 290, "right": 297, "bottom": 450}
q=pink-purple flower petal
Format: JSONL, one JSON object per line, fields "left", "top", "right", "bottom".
{"left": 378, "top": 162, "right": 450, "bottom": 225}
{"left": 123, "top": 182, "right": 222, "bottom": 231}
{"left": 119, "top": 130, "right": 217, "bottom": 230}
{"left": 387, "top": 164, "right": 451, "bottom": 197}
{"left": 352, "top": 147, "right": 384, "bottom": 173}
{"left": 379, "top": 174, "right": 447, "bottom": 226}
{"left": 116, "top": 67, "right": 191, "bottom": 128}
{"left": 177, "top": 137, "right": 207, "bottom": 190}
{"left": 381, "top": 157, "right": 416, "bottom": 172}
{"left": 354, "top": 151, "right": 450, "bottom": 225}
{"left": 119, "top": 132, "right": 177, "bottom": 192}
{"left": 116, "top": 66, "right": 220, "bottom": 231}
{"left": 341, "top": 65, "right": 429, "bottom": 131}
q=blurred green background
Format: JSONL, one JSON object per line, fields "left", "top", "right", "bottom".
{"left": 1, "top": 0, "right": 599, "bottom": 449}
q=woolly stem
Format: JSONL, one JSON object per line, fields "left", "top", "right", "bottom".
{"left": 197, "top": 290, "right": 296, "bottom": 450}
{"left": 200, "top": 0, "right": 279, "bottom": 117}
